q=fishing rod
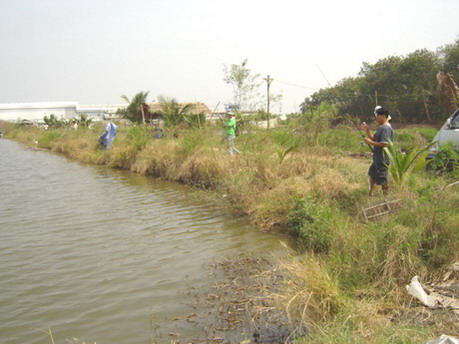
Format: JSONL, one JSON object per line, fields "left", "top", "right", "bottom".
{"left": 210, "top": 101, "right": 221, "bottom": 121}
{"left": 349, "top": 116, "right": 374, "bottom": 153}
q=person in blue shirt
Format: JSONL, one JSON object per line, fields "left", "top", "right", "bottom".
{"left": 361, "top": 106, "right": 394, "bottom": 197}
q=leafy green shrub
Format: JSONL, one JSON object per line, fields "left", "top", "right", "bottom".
{"left": 287, "top": 197, "right": 332, "bottom": 252}
{"left": 232, "top": 128, "right": 270, "bottom": 153}
{"left": 126, "top": 126, "right": 150, "bottom": 150}
{"left": 299, "top": 102, "right": 334, "bottom": 145}
{"left": 430, "top": 141, "right": 459, "bottom": 174}
{"left": 178, "top": 129, "right": 209, "bottom": 156}
{"left": 40, "top": 131, "right": 61, "bottom": 149}
{"left": 413, "top": 179, "right": 437, "bottom": 203}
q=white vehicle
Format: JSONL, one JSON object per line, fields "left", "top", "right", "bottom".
{"left": 428, "top": 108, "right": 459, "bottom": 158}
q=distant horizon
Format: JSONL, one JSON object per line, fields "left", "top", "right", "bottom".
{"left": 1, "top": 0, "right": 458, "bottom": 114}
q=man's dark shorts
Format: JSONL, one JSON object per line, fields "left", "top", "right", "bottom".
{"left": 368, "top": 163, "right": 389, "bottom": 185}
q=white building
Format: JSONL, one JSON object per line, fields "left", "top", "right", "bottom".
{"left": 76, "top": 104, "right": 126, "bottom": 120}
{"left": 0, "top": 102, "right": 126, "bottom": 122}
{"left": 0, "top": 102, "right": 79, "bottom": 122}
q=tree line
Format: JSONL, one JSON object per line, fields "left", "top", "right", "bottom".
{"left": 300, "top": 37, "right": 459, "bottom": 123}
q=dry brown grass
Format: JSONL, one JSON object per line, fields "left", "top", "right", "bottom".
{"left": 106, "top": 143, "right": 138, "bottom": 169}
{"left": 376, "top": 225, "right": 427, "bottom": 287}
{"left": 178, "top": 148, "right": 230, "bottom": 188}
{"left": 247, "top": 178, "right": 309, "bottom": 229}
{"left": 276, "top": 252, "right": 346, "bottom": 325}
{"left": 131, "top": 140, "right": 181, "bottom": 177}
{"left": 52, "top": 134, "right": 101, "bottom": 162}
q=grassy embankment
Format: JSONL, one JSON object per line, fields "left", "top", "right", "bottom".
{"left": 1, "top": 120, "right": 458, "bottom": 343}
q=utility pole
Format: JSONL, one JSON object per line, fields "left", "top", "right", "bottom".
{"left": 264, "top": 75, "right": 273, "bottom": 129}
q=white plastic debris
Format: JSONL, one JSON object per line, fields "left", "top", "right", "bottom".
{"left": 406, "top": 276, "right": 435, "bottom": 307}
{"left": 426, "top": 334, "right": 459, "bottom": 344}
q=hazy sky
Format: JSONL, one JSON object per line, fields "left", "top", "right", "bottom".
{"left": 1, "top": 0, "right": 458, "bottom": 113}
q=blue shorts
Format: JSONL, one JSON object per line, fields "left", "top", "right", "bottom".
{"left": 368, "top": 163, "right": 389, "bottom": 185}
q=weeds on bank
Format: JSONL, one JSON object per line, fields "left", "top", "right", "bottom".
{"left": 287, "top": 197, "right": 334, "bottom": 252}
{"left": 278, "top": 253, "right": 346, "bottom": 324}
{"left": 299, "top": 317, "right": 433, "bottom": 344}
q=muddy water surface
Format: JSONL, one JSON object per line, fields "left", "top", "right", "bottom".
{"left": 0, "top": 140, "right": 287, "bottom": 344}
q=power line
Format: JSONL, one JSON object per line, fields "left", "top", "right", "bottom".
{"left": 274, "top": 79, "right": 320, "bottom": 90}
{"left": 316, "top": 65, "right": 332, "bottom": 87}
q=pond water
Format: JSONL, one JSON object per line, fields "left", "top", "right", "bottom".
{"left": 0, "top": 140, "right": 286, "bottom": 344}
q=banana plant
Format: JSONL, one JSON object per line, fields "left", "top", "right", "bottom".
{"left": 383, "top": 140, "right": 435, "bottom": 186}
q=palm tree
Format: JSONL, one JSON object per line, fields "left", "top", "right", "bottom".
{"left": 384, "top": 140, "right": 434, "bottom": 187}
{"left": 158, "top": 95, "right": 195, "bottom": 133}
{"left": 119, "top": 91, "right": 149, "bottom": 124}
{"left": 183, "top": 112, "right": 206, "bottom": 129}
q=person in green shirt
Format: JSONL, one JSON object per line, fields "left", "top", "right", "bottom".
{"left": 226, "top": 112, "right": 240, "bottom": 156}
